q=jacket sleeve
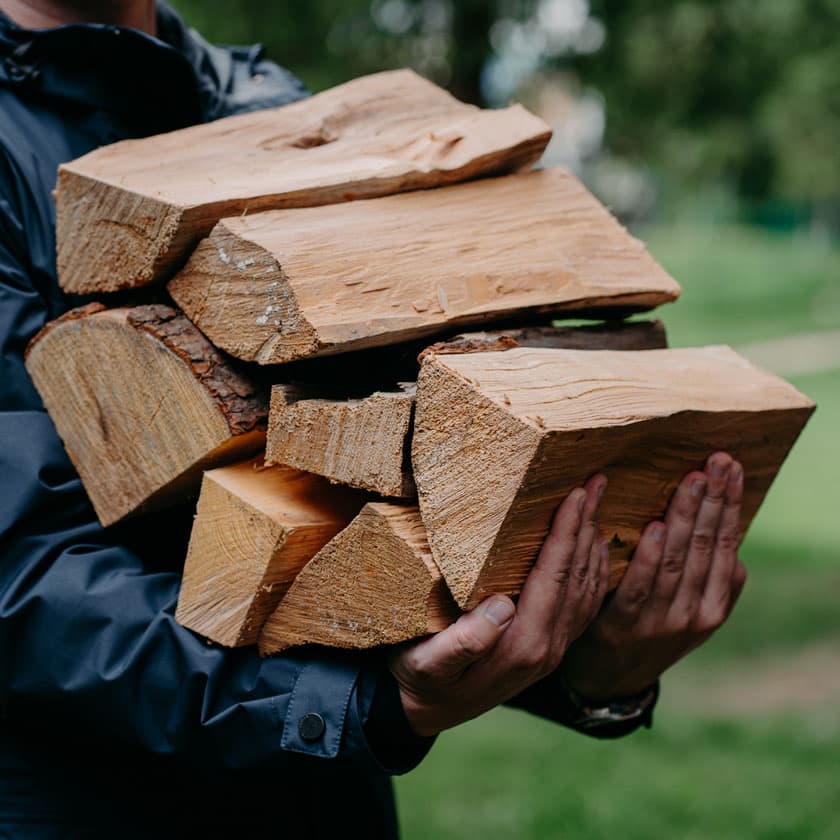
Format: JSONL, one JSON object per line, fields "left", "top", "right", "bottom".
{"left": 0, "top": 157, "right": 432, "bottom": 774}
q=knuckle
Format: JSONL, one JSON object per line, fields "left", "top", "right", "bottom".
{"left": 716, "top": 532, "right": 740, "bottom": 554}
{"left": 661, "top": 549, "right": 685, "bottom": 575}
{"left": 690, "top": 528, "right": 715, "bottom": 555}
{"left": 450, "top": 627, "right": 488, "bottom": 661}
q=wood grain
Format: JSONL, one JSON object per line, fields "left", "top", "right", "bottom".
{"left": 24, "top": 304, "right": 267, "bottom": 526}
{"left": 259, "top": 502, "right": 460, "bottom": 654}
{"left": 168, "top": 167, "right": 680, "bottom": 364}
{"left": 176, "top": 457, "right": 365, "bottom": 646}
{"left": 412, "top": 346, "right": 816, "bottom": 610}
{"left": 266, "top": 383, "right": 416, "bottom": 497}
{"left": 56, "top": 69, "right": 550, "bottom": 294}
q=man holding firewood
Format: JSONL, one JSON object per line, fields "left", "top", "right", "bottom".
{"left": 0, "top": 1, "right": 746, "bottom": 836}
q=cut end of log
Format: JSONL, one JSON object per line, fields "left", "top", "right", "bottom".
{"left": 56, "top": 170, "right": 187, "bottom": 293}
{"left": 258, "top": 502, "right": 460, "bottom": 655}
{"left": 266, "top": 383, "right": 416, "bottom": 498}
{"left": 24, "top": 304, "right": 268, "bottom": 526}
{"left": 176, "top": 458, "right": 366, "bottom": 647}
{"left": 413, "top": 346, "right": 815, "bottom": 609}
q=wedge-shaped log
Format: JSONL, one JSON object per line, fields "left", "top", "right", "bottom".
{"left": 259, "top": 503, "right": 459, "bottom": 654}
{"left": 56, "top": 69, "right": 551, "bottom": 294}
{"left": 176, "top": 458, "right": 365, "bottom": 647}
{"left": 167, "top": 167, "right": 680, "bottom": 364}
{"left": 24, "top": 303, "right": 267, "bottom": 527}
{"left": 412, "top": 346, "right": 815, "bottom": 610}
{"left": 267, "top": 383, "right": 416, "bottom": 498}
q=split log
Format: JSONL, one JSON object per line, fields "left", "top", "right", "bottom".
{"left": 265, "top": 320, "right": 667, "bottom": 498}
{"left": 266, "top": 383, "right": 416, "bottom": 498}
{"left": 176, "top": 458, "right": 365, "bottom": 647}
{"left": 259, "top": 502, "right": 459, "bottom": 655}
{"left": 412, "top": 345, "right": 815, "bottom": 610}
{"left": 24, "top": 303, "right": 267, "bottom": 527}
{"left": 56, "top": 69, "right": 551, "bottom": 294}
{"left": 167, "top": 167, "right": 680, "bottom": 365}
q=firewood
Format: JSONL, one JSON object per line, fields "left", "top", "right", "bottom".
{"left": 264, "top": 321, "right": 667, "bottom": 497}
{"left": 24, "top": 303, "right": 267, "bottom": 527}
{"left": 266, "top": 383, "right": 416, "bottom": 498}
{"left": 56, "top": 69, "right": 551, "bottom": 294}
{"left": 259, "top": 502, "right": 459, "bottom": 655}
{"left": 176, "top": 458, "right": 365, "bottom": 647}
{"left": 167, "top": 168, "right": 680, "bottom": 365}
{"left": 412, "top": 346, "right": 815, "bottom": 610}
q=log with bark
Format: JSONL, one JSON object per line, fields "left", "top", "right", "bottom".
{"left": 412, "top": 345, "right": 816, "bottom": 610}
{"left": 259, "top": 502, "right": 459, "bottom": 654}
{"left": 167, "top": 168, "right": 680, "bottom": 365}
{"left": 56, "top": 69, "right": 551, "bottom": 294}
{"left": 24, "top": 303, "right": 267, "bottom": 527}
{"left": 176, "top": 457, "right": 366, "bottom": 647}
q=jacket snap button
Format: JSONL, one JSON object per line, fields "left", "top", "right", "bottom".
{"left": 299, "top": 712, "right": 326, "bottom": 742}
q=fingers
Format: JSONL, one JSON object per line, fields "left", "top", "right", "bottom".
{"left": 610, "top": 520, "right": 665, "bottom": 625}
{"left": 699, "top": 462, "right": 745, "bottom": 626}
{"left": 671, "top": 453, "right": 733, "bottom": 614}
{"left": 398, "top": 595, "right": 516, "bottom": 682}
{"left": 513, "top": 474, "right": 606, "bottom": 664}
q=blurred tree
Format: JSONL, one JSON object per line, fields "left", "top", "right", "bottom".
{"left": 168, "top": 0, "right": 839, "bottom": 218}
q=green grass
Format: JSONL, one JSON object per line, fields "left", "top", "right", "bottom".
{"left": 396, "top": 226, "right": 840, "bottom": 839}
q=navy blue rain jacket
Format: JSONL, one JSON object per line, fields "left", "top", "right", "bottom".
{"left": 0, "top": 4, "right": 652, "bottom": 837}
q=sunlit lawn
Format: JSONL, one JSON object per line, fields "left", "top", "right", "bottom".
{"left": 396, "top": 226, "right": 840, "bottom": 839}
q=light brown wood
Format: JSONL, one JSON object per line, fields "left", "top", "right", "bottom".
{"left": 412, "top": 346, "right": 816, "bottom": 610}
{"left": 266, "top": 383, "right": 416, "bottom": 497}
{"left": 259, "top": 502, "right": 460, "bottom": 655}
{"left": 24, "top": 303, "right": 267, "bottom": 527}
{"left": 56, "top": 69, "right": 551, "bottom": 294}
{"left": 265, "top": 321, "right": 667, "bottom": 499}
{"left": 167, "top": 167, "right": 680, "bottom": 365}
{"left": 176, "top": 458, "right": 366, "bottom": 647}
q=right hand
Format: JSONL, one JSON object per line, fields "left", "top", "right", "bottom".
{"left": 389, "top": 475, "right": 610, "bottom": 737}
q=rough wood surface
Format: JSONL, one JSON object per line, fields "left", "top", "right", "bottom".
{"left": 418, "top": 319, "right": 668, "bottom": 363}
{"left": 266, "top": 383, "right": 416, "bottom": 497}
{"left": 56, "top": 69, "right": 551, "bottom": 294}
{"left": 259, "top": 502, "right": 460, "bottom": 654}
{"left": 412, "top": 346, "right": 815, "bottom": 610}
{"left": 176, "top": 458, "right": 365, "bottom": 647}
{"left": 24, "top": 304, "right": 268, "bottom": 526}
{"left": 167, "top": 167, "right": 680, "bottom": 365}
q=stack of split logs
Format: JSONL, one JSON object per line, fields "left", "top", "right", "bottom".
{"left": 26, "top": 70, "right": 815, "bottom": 656}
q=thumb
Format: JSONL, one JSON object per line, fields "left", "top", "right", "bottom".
{"left": 404, "top": 596, "right": 516, "bottom": 682}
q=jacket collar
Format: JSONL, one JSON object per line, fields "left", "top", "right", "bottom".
{"left": 0, "top": 3, "right": 231, "bottom": 132}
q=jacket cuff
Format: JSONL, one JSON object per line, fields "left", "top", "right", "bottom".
{"left": 279, "top": 657, "right": 358, "bottom": 759}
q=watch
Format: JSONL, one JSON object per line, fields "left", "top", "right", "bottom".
{"left": 561, "top": 678, "right": 658, "bottom": 730}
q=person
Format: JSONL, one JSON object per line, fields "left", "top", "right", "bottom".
{"left": 0, "top": 1, "right": 747, "bottom": 836}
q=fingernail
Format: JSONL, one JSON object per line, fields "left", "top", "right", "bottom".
{"left": 711, "top": 460, "right": 729, "bottom": 480}
{"left": 652, "top": 523, "right": 665, "bottom": 543}
{"left": 482, "top": 597, "right": 515, "bottom": 627}
{"left": 691, "top": 479, "right": 706, "bottom": 498}
{"left": 730, "top": 462, "right": 743, "bottom": 483}
{"left": 600, "top": 539, "right": 609, "bottom": 560}
{"left": 577, "top": 490, "right": 586, "bottom": 512}
{"left": 597, "top": 479, "right": 607, "bottom": 501}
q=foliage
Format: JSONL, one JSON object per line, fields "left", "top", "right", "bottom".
{"left": 169, "top": 0, "right": 840, "bottom": 210}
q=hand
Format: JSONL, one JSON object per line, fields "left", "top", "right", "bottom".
{"left": 560, "top": 452, "right": 748, "bottom": 702}
{"left": 390, "top": 475, "right": 610, "bottom": 737}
